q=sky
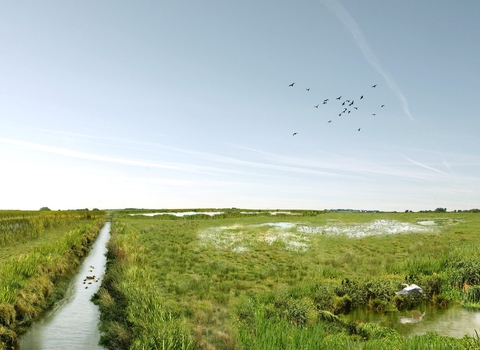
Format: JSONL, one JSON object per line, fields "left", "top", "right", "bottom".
{"left": 1, "top": 1, "right": 479, "bottom": 211}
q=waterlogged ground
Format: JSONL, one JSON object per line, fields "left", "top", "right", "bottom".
{"left": 198, "top": 219, "right": 442, "bottom": 252}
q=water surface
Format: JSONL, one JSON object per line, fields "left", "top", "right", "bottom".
{"left": 342, "top": 303, "right": 480, "bottom": 338}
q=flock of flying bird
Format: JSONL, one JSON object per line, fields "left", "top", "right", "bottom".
{"left": 288, "top": 82, "right": 386, "bottom": 136}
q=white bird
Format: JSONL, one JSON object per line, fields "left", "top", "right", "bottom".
{"left": 395, "top": 283, "right": 423, "bottom": 295}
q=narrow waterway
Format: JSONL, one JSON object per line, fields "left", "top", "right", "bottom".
{"left": 19, "top": 222, "right": 111, "bottom": 350}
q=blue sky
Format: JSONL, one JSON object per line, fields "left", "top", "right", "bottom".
{"left": 1, "top": 1, "right": 479, "bottom": 211}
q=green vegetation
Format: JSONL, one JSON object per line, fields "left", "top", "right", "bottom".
{"left": 94, "top": 211, "right": 480, "bottom": 348}
{"left": 0, "top": 210, "right": 107, "bottom": 349}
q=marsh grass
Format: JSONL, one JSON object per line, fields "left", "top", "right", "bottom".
{"left": 98, "top": 211, "right": 480, "bottom": 349}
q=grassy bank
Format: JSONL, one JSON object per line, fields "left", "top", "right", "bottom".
{"left": 0, "top": 210, "right": 107, "bottom": 349}
{"left": 96, "top": 211, "right": 480, "bottom": 349}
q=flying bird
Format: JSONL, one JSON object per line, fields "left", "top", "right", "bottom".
{"left": 323, "top": 101, "right": 328, "bottom": 104}
{"left": 360, "top": 95, "right": 364, "bottom": 99}
{"left": 289, "top": 82, "right": 295, "bottom": 87}
{"left": 381, "top": 105, "right": 385, "bottom": 107}
{"left": 354, "top": 107, "right": 358, "bottom": 110}
{"left": 336, "top": 96, "right": 342, "bottom": 100}
{"left": 292, "top": 132, "right": 297, "bottom": 136}
{"left": 372, "top": 114, "right": 376, "bottom": 116}
{"left": 306, "top": 88, "right": 310, "bottom": 91}
{"left": 324, "top": 99, "right": 329, "bottom": 102}
{"left": 358, "top": 128, "right": 361, "bottom": 131}
{"left": 372, "top": 84, "right": 377, "bottom": 88}
{"left": 328, "top": 120, "right": 332, "bottom": 123}
{"left": 395, "top": 284, "right": 423, "bottom": 295}
{"left": 314, "top": 105, "right": 319, "bottom": 108}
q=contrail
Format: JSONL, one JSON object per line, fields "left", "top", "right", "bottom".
{"left": 319, "top": 0, "right": 414, "bottom": 121}
{"left": 399, "top": 153, "right": 448, "bottom": 175}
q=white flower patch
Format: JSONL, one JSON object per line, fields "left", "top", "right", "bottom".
{"left": 297, "top": 219, "right": 438, "bottom": 238}
{"left": 198, "top": 219, "right": 440, "bottom": 253}
{"left": 198, "top": 222, "right": 309, "bottom": 252}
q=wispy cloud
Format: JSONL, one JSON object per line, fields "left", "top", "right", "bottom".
{"left": 398, "top": 153, "right": 449, "bottom": 175}
{"left": 230, "top": 144, "right": 449, "bottom": 181}
{"left": 319, "top": 0, "right": 414, "bottom": 121}
{"left": 0, "top": 137, "right": 221, "bottom": 175}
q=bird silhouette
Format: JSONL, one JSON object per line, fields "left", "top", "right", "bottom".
{"left": 360, "top": 95, "right": 364, "bottom": 99}
{"left": 349, "top": 101, "right": 354, "bottom": 106}
{"left": 328, "top": 120, "right": 332, "bottom": 123}
{"left": 358, "top": 128, "right": 361, "bottom": 131}
{"left": 354, "top": 107, "right": 358, "bottom": 110}
{"left": 292, "top": 132, "right": 297, "bottom": 136}
{"left": 324, "top": 99, "right": 329, "bottom": 102}
{"left": 314, "top": 105, "right": 319, "bottom": 108}
{"left": 381, "top": 105, "right": 385, "bottom": 107}
{"left": 372, "top": 84, "right": 377, "bottom": 88}
{"left": 336, "top": 96, "right": 342, "bottom": 100}
{"left": 306, "top": 88, "right": 310, "bottom": 91}
{"left": 323, "top": 101, "right": 328, "bottom": 104}
{"left": 289, "top": 82, "right": 295, "bottom": 87}
{"left": 342, "top": 102, "right": 345, "bottom": 106}
{"left": 372, "top": 114, "right": 376, "bottom": 116}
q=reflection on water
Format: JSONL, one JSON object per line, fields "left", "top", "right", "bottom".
{"left": 19, "top": 222, "right": 110, "bottom": 350}
{"left": 342, "top": 303, "right": 480, "bottom": 338}
{"left": 399, "top": 310, "right": 426, "bottom": 324}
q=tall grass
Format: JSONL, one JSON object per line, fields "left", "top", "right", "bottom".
{"left": 97, "top": 211, "right": 480, "bottom": 349}
{"left": 0, "top": 210, "right": 104, "bottom": 246}
{"left": 94, "top": 220, "right": 194, "bottom": 350}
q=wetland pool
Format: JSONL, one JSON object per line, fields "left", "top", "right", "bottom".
{"left": 341, "top": 303, "right": 480, "bottom": 338}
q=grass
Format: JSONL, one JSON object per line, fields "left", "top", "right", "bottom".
{"left": 96, "top": 210, "right": 480, "bottom": 349}
{"left": 0, "top": 210, "right": 107, "bottom": 349}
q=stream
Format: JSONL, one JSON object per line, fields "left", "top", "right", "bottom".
{"left": 19, "top": 222, "right": 110, "bottom": 349}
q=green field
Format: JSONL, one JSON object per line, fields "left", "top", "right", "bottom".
{"left": 0, "top": 210, "right": 107, "bottom": 349}
{"left": 95, "top": 210, "right": 480, "bottom": 349}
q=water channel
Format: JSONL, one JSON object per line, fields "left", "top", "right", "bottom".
{"left": 19, "top": 222, "right": 111, "bottom": 349}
